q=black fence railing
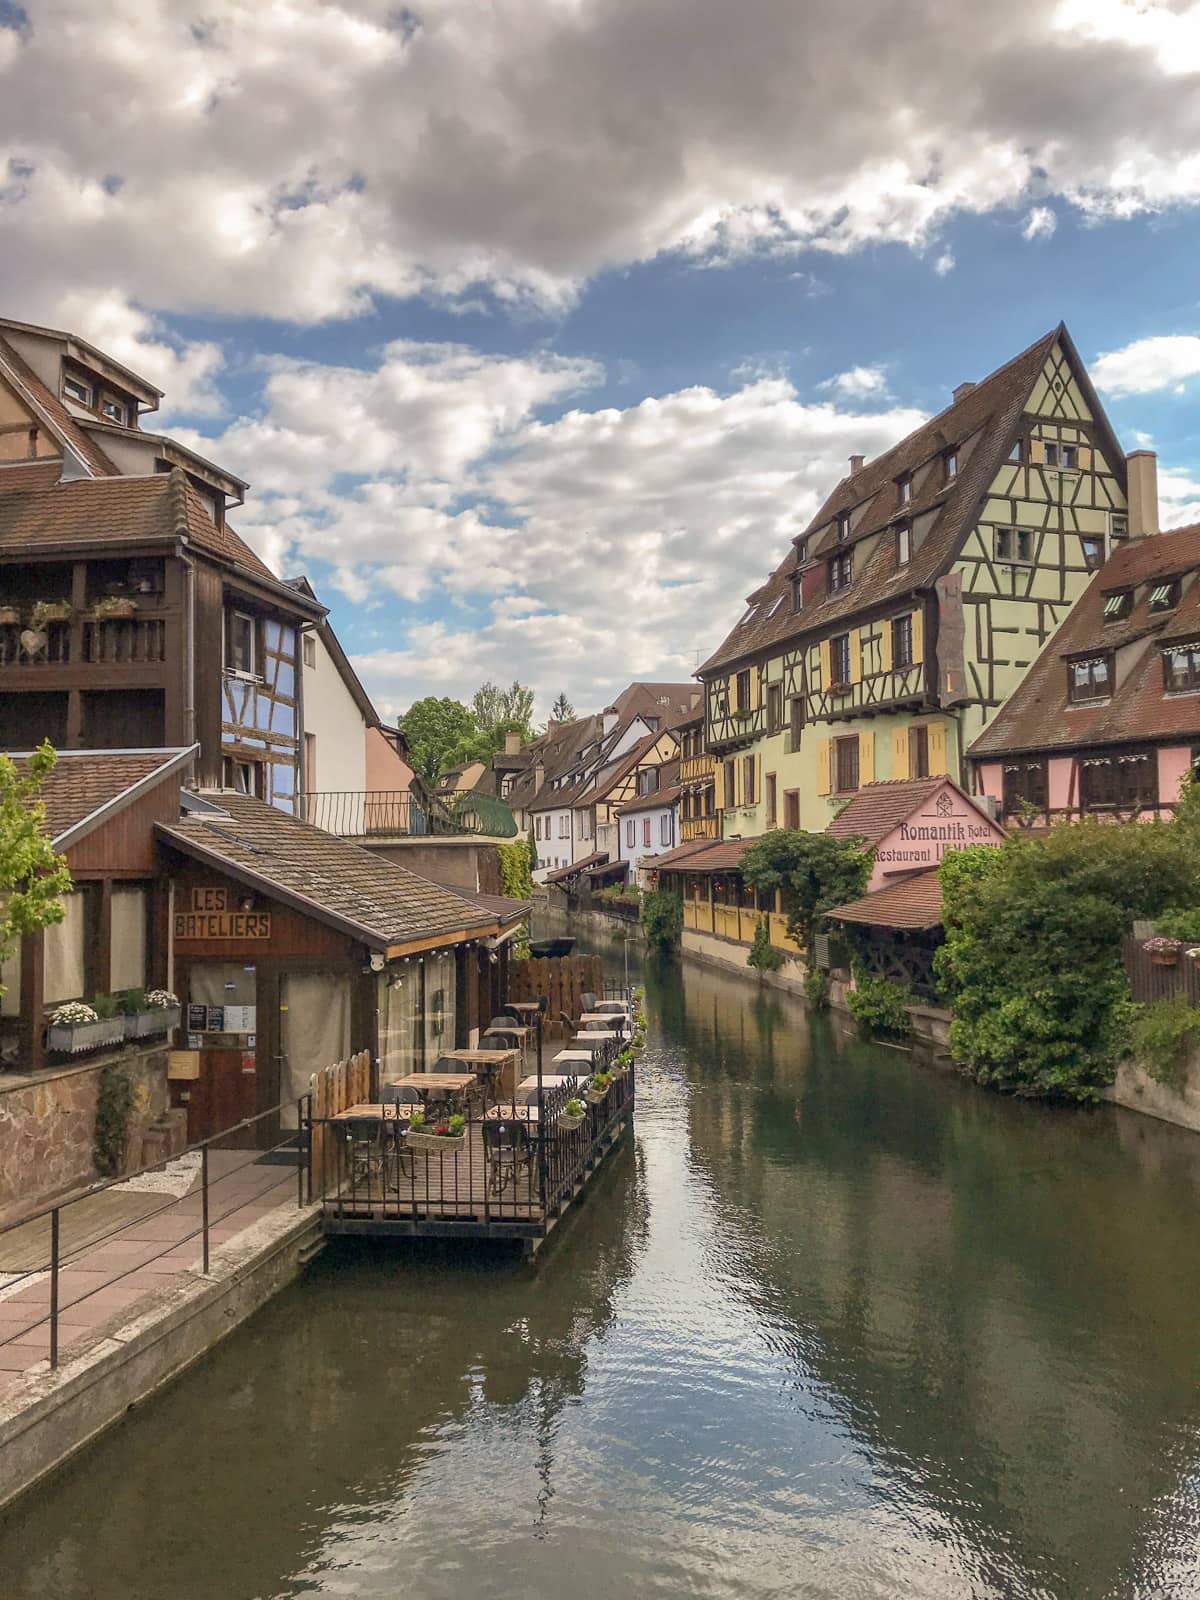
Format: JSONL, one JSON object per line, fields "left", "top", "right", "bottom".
{"left": 0, "top": 1097, "right": 311, "bottom": 1371}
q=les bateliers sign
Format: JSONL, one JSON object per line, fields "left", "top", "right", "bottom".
{"left": 174, "top": 887, "right": 271, "bottom": 941}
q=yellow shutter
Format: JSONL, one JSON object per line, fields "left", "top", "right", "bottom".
{"left": 714, "top": 761, "right": 726, "bottom": 810}
{"left": 911, "top": 609, "right": 924, "bottom": 666}
{"left": 849, "top": 629, "right": 862, "bottom": 684}
{"left": 750, "top": 667, "right": 761, "bottom": 711}
{"left": 880, "top": 619, "right": 893, "bottom": 673}
{"left": 1029, "top": 438, "right": 1046, "bottom": 465}
{"left": 733, "top": 757, "right": 743, "bottom": 808}
{"left": 859, "top": 730, "right": 875, "bottom": 786}
{"left": 1077, "top": 444, "right": 1092, "bottom": 471}
{"left": 819, "top": 639, "right": 832, "bottom": 687}
{"left": 817, "top": 738, "right": 832, "bottom": 796}
{"left": 892, "top": 725, "right": 909, "bottom": 781}
{"left": 928, "top": 720, "right": 949, "bottom": 776}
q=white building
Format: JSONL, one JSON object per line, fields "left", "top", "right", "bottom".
{"left": 615, "top": 759, "right": 681, "bottom": 886}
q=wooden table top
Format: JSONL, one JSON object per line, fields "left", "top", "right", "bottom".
{"left": 554, "top": 1049, "right": 598, "bottom": 1064}
{"left": 442, "top": 1048, "right": 517, "bottom": 1066}
{"left": 506, "top": 1001, "right": 542, "bottom": 1013}
{"left": 327, "top": 1103, "right": 399, "bottom": 1122}
{"left": 484, "top": 1024, "right": 532, "bottom": 1040}
{"left": 572, "top": 1032, "right": 621, "bottom": 1044}
{"left": 518, "top": 1074, "right": 578, "bottom": 1092}
{"left": 388, "top": 1072, "right": 478, "bottom": 1091}
{"left": 580, "top": 1013, "right": 628, "bottom": 1024}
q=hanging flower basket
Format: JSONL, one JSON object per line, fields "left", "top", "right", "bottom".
{"left": 93, "top": 597, "right": 138, "bottom": 620}
{"left": 31, "top": 600, "right": 71, "bottom": 627}
{"left": 406, "top": 1129, "right": 466, "bottom": 1154}
{"left": 559, "top": 1105, "right": 586, "bottom": 1130}
{"left": 1144, "top": 936, "right": 1184, "bottom": 967}
{"left": 584, "top": 1078, "right": 611, "bottom": 1106}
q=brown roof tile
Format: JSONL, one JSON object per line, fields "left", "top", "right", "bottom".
{"left": 970, "top": 525, "right": 1200, "bottom": 758}
{"left": 700, "top": 326, "right": 1121, "bottom": 676}
{"left": 0, "top": 334, "right": 118, "bottom": 477}
{"left": 827, "top": 867, "right": 944, "bottom": 929}
{"left": 159, "top": 792, "right": 505, "bottom": 950}
{"left": 9, "top": 748, "right": 193, "bottom": 843}
{"left": 826, "top": 777, "right": 949, "bottom": 846}
{"left": 653, "top": 837, "right": 749, "bottom": 873}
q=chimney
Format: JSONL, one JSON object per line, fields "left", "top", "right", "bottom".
{"left": 534, "top": 762, "right": 545, "bottom": 792}
{"left": 1126, "top": 450, "right": 1160, "bottom": 537}
{"left": 849, "top": 454, "right": 865, "bottom": 475}
{"left": 504, "top": 729, "right": 522, "bottom": 755}
{"left": 953, "top": 381, "right": 976, "bottom": 402}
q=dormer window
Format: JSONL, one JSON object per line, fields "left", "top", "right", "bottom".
{"left": 829, "top": 551, "right": 853, "bottom": 592}
{"left": 1150, "top": 580, "right": 1181, "bottom": 613}
{"left": 795, "top": 537, "right": 808, "bottom": 563}
{"left": 100, "top": 397, "right": 127, "bottom": 425}
{"left": 1008, "top": 438, "right": 1023, "bottom": 463}
{"left": 1164, "top": 642, "right": 1200, "bottom": 694}
{"left": 791, "top": 576, "right": 804, "bottom": 613}
{"left": 836, "top": 513, "right": 850, "bottom": 543}
{"left": 1103, "top": 590, "right": 1132, "bottom": 620}
{"left": 1110, "top": 513, "right": 1128, "bottom": 541}
{"left": 63, "top": 375, "right": 91, "bottom": 406}
{"left": 896, "top": 523, "right": 912, "bottom": 565}
{"left": 898, "top": 474, "right": 912, "bottom": 505}
{"left": 1068, "top": 654, "right": 1113, "bottom": 704}
{"left": 944, "top": 449, "right": 958, "bottom": 481}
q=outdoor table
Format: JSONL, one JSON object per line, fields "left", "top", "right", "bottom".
{"left": 572, "top": 1031, "right": 621, "bottom": 1045}
{"left": 484, "top": 1024, "right": 532, "bottom": 1044}
{"left": 387, "top": 1072, "right": 478, "bottom": 1110}
{"left": 554, "top": 1049, "right": 598, "bottom": 1066}
{"left": 505, "top": 1001, "right": 543, "bottom": 1018}
{"left": 518, "top": 1074, "right": 578, "bottom": 1093}
{"left": 442, "top": 1048, "right": 519, "bottom": 1103}
{"left": 580, "top": 1013, "right": 628, "bottom": 1030}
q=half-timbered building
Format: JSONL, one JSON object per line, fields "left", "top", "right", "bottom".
{"left": 697, "top": 325, "right": 1153, "bottom": 839}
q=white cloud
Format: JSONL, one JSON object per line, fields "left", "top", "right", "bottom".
{"left": 1159, "top": 465, "right": 1200, "bottom": 530}
{"left": 1022, "top": 204, "right": 1057, "bottom": 239}
{"left": 187, "top": 338, "right": 924, "bottom": 712}
{"left": 4, "top": 0, "right": 1200, "bottom": 323}
{"left": 820, "top": 365, "right": 889, "bottom": 400}
{"left": 933, "top": 251, "right": 956, "bottom": 276}
{"left": 1092, "top": 334, "right": 1200, "bottom": 395}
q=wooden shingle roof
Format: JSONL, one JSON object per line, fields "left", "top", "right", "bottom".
{"left": 159, "top": 793, "right": 514, "bottom": 953}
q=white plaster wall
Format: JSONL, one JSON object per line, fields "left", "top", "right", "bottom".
{"left": 619, "top": 802, "right": 678, "bottom": 880}
{"left": 303, "top": 633, "right": 368, "bottom": 795}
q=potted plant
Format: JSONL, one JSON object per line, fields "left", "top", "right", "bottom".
{"left": 93, "top": 594, "right": 138, "bottom": 620}
{"left": 1144, "top": 936, "right": 1185, "bottom": 968}
{"left": 47, "top": 999, "right": 125, "bottom": 1054}
{"left": 611, "top": 1049, "right": 633, "bottom": 1076}
{"left": 584, "top": 1071, "right": 612, "bottom": 1105}
{"left": 90, "top": 992, "right": 129, "bottom": 1045}
{"left": 405, "top": 1110, "right": 467, "bottom": 1153}
{"left": 30, "top": 600, "right": 71, "bottom": 627}
{"left": 122, "top": 986, "right": 181, "bottom": 1038}
{"left": 560, "top": 1098, "right": 587, "bottom": 1131}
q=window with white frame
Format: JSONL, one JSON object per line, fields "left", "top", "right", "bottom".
{"left": 62, "top": 374, "right": 91, "bottom": 406}
{"left": 659, "top": 812, "right": 672, "bottom": 846}
{"left": 225, "top": 610, "right": 257, "bottom": 675}
{"left": 558, "top": 815, "right": 569, "bottom": 838}
{"left": 626, "top": 819, "right": 636, "bottom": 847}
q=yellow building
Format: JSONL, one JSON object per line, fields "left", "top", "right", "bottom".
{"left": 698, "top": 325, "right": 1155, "bottom": 837}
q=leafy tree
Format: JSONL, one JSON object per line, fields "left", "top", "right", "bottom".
{"left": 1, "top": 743, "right": 73, "bottom": 1003}
{"left": 550, "top": 691, "right": 574, "bottom": 722}
{"left": 472, "top": 680, "right": 534, "bottom": 737}
{"left": 641, "top": 886, "right": 683, "bottom": 952}
{"left": 740, "top": 828, "right": 873, "bottom": 951}
{"left": 527, "top": 825, "right": 538, "bottom": 874}
{"left": 937, "top": 821, "right": 1200, "bottom": 1102}
{"left": 400, "top": 697, "right": 476, "bottom": 782}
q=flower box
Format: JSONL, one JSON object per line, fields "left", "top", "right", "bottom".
{"left": 124, "top": 1005, "right": 181, "bottom": 1039}
{"left": 93, "top": 599, "right": 138, "bottom": 620}
{"left": 559, "top": 1110, "right": 586, "bottom": 1131}
{"left": 48, "top": 1017, "right": 126, "bottom": 1054}
{"left": 406, "top": 1129, "right": 466, "bottom": 1155}
{"left": 584, "top": 1084, "right": 609, "bottom": 1106}
{"left": 1144, "top": 937, "right": 1184, "bottom": 967}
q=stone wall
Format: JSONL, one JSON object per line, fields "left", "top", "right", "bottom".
{"left": 1104, "top": 1049, "right": 1200, "bottom": 1135}
{"left": 0, "top": 1044, "right": 170, "bottom": 1223}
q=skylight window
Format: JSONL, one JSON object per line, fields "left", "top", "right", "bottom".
{"left": 739, "top": 603, "right": 759, "bottom": 627}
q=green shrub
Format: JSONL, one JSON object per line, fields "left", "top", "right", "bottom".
{"left": 747, "top": 915, "right": 783, "bottom": 972}
{"left": 1154, "top": 908, "right": 1200, "bottom": 943}
{"left": 937, "top": 820, "right": 1200, "bottom": 1102}
{"left": 641, "top": 887, "right": 683, "bottom": 952}
{"left": 94, "top": 1064, "right": 135, "bottom": 1176}
{"left": 91, "top": 992, "right": 119, "bottom": 1019}
{"left": 846, "top": 972, "right": 912, "bottom": 1039}
{"left": 804, "top": 966, "right": 830, "bottom": 1011}
{"left": 1132, "top": 996, "right": 1200, "bottom": 1091}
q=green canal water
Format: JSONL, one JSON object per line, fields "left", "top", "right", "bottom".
{"left": 3, "top": 943, "right": 1200, "bottom": 1598}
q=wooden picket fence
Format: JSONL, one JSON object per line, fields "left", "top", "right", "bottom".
{"left": 508, "top": 954, "right": 604, "bottom": 1037}
{"left": 308, "top": 1048, "right": 372, "bottom": 1192}
{"left": 1121, "top": 937, "right": 1200, "bottom": 1005}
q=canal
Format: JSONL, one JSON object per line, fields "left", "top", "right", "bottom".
{"left": 3, "top": 943, "right": 1200, "bottom": 1598}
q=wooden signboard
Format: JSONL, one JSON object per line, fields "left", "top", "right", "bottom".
{"left": 174, "top": 886, "right": 271, "bottom": 942}
{"left": 168, "top": 1050, "right": 201, "bottom": 1081}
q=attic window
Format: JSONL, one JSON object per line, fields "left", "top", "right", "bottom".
{"left": 100, "top": 397, "right": 127, "bottom": 425}
{"left": 829, "top": 550, "right": 853, "bottom": 592}
{"left": 739, "top": 603, "right": 759, "bottom": 627}
{"left": 1060, "top": 444, "right": 1077, "bottom": 470}
{"left": 795, "top": 537, "right": 808, "bottom": 563}
{"left": 1164, "top": 642, "right": 1200, "bottom": 694}
{"left": 836, "top": 514, "right": 850, "bottom": 543}
{"left": 1081, "top": 536, "right": 1104, "bottom": 573}
{"left": 898, "top": 474, "right": 912, "bottom": 505}
{"left": 1103, "top": 590, "right": 1132, "bottom": 620}
{"left": 896, "top": 523, "right": 912, "bottom": 565}
{"left": 995, "top": 528, "right": 1033, "bottom": 563}
{"left": 1068, "top": 655, "right": 1112, "bottom": 704}
{"left": 63, "top": 375, "right": 91, "bottom": 406}
{"left": 944, "top": 449, "right": 958, "bottom": 481}
{"left": 1150, "top": 580, "right": 1180, "bottom": 613}
{"left": 791, "top": 577, "right": 804, "bottom": 613}
{"left": 1044, "top": 442, "right": 1060, "bottom": 468}
{"left": 1110, "top": 513, "right": 1129, "bottom": 541}
{"left": 768, "top": 592, "right": 787, "bottom": 618}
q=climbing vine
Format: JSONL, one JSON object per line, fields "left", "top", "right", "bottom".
{"left": 497, "top": 840, "right": 534, "bottom": 958}
{"left": 747, "top": 916, "right": 783, "bottom": 972}
{"left": 641, "top": 886, "right": 683, "bottom": 952}
{"left": 95, "top": 1064, "right": 136, "bottom": 1176}
{"left": 1131, "top": 997, "right": 1200, "bottom": 1092}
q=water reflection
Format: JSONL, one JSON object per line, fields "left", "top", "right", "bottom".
{"left": 2, "top": 935, "right": 1200, "bottom": 1599}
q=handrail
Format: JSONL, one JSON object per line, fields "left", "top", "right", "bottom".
{"left": 303, "top": 789, "right": 516, "bottom": 839}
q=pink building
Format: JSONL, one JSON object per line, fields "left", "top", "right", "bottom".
{"left": 971, "top": 524, "right": 1200, "bottom": 823}
{"left": 827, "top": 776, "right": 1006, "bottom": 893}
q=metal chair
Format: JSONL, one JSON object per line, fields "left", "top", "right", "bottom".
{"left": 580, "top": 992, "right": 599, "bottom": 1014}
{"left": 487, "top": 1014, "right": 519, "bottom": 1031}
{"left": 595, "top": 999, "right": 627, "bottom": 1015}
{"left": 379, "top": 1086, "right": 418, "bottom": 1178}
{"left": 481, "top": 1118, "right": 533, "bottom": 1198}
{"left": 342, "top": 1115, "right": 383, "bottom": 1188}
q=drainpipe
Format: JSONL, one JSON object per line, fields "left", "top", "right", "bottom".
{"left": 181, "top": 551, "right": 196, "bottom": 750}
{"left": 297, "top": 623, "right": 309, "bottom": 819}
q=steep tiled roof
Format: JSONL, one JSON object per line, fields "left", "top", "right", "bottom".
{"left": 826, "top": 777, "right": 949, "bottom": 846}
{"left": 827, "top": 867, "right": 944, "bottom": 930}
{"left": 700, "top": 326, "right": 1117, "bottom": 675}
{"left": 610, "top": 682, "right": 702, "bottom": 729}
{"left": 652, "top": 838, "right": 749, "bottom": 873}
{"left": 0, "top": 333, "right": 119, "bottom": 476}
{"left": 0, "top": 460, "right": 68, "bottom": 493}
{"left": 615, "top": 758, "right": 681, "bottom": 812}
{"left": 970, "top": 525, "right": 1200, "bottom": 758}
{"left": 159, "top": 792, "right": 507, "bottom": 951}
{"left": 8, "top": 747, "right": 195, "bottom": 844}
{"left": 0, "top": 465, "right": 278, "bottom": 583}
{"left": 543, "top": 851, "right": 608, "bottom": 883}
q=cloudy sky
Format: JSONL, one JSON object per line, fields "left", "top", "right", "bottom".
{"left": 5, "top": 0, "right": 1200, "bottom": 720}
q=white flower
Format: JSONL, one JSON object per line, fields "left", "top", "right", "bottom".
{"left": 145, "top": 990, "right": 179, "bottom": 1009}
{"left": 51, "top": 1001, "right": 98, "bottom": 1026}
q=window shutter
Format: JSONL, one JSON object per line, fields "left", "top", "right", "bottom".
{"left": 1076, "top": 444, "right": 1092, "bottom": 471}
{"left": 912, "top": 609, "right": 924, "bottom": 665}
{"left": 817, "top": 738, "right": 832, "bottom": 796}
{"left": 850, "top": 629, "right": 862, "bottom": 684}
{"left": 880, "top": 620, "right": 893, "bottom": 674}
{"left": 928, "top": 720, "right": 950, "bottom": 776}
{"left": 714, "top": 762, "right": 726, "bottom": 810}
{"left": 859, "top": 730, "right": 875, "bottom": 786}
{"left": 891, "top": 725, "right": 909, "bottom": 781}
{"left": 1028, "top": 438, "right": 1046, "bottom": 466}
{"left": 750, "top": 667, "right": 761, "bottom": 711}
{"left": 819, "top": 639, "right": 832, "bottom": 687}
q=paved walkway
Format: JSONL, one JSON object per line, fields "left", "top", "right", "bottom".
{"left": 0, "top": 1151, "right": 299, "bottom": 1393}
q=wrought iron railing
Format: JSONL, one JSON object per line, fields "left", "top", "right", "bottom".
{"left": 303, "top": 788, "right": 516, "bottom": 839}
